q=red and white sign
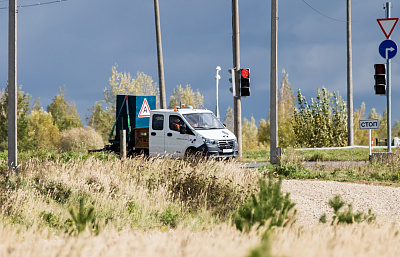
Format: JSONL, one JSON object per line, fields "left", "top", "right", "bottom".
{"left": 377, "top": 18, "right": 399, "bottom": 39}
{"left": 138, "top": 98, "right": 151, "bottom": 117}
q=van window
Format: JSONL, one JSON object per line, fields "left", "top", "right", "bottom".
{"left": 152, "top": 114, "right": 164, "bottom": 130}
{"left": 169, "top": 115, "right": 182, "bottom": 132}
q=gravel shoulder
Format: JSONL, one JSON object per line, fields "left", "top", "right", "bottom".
{"left": 281, "top": 179, "right": 400, "bottom": 226}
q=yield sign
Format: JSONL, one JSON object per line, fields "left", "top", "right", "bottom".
{"left": 377, "top": 18, "right": 399, "bottom": 39}
{"left": 138, "top": 98, "right": 151, "bottom": 117}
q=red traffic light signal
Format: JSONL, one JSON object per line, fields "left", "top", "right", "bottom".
{"left": 241, "top": 68, "right": 249, "bottom": 78}
{"left": 374, "top": 64, "right": 385, "bottom": 74}
{"left": 239, "top": 68, "right": 250, "bottom": 97}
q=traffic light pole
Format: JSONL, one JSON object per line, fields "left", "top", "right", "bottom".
{"left": 232, "top": 0, "right": 242, "bottom": 157}
{"left": 385, "top": 2, "right": 392, "bottom": 153}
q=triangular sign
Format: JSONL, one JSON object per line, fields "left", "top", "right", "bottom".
{"left": 138, "top": 98, "right": 151, "bottom": 118}
{"left": 377, "top": 18, "right": 399, "bottom": 39}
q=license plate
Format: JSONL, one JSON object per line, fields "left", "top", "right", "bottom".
{"left": 223, "top": 149, "right": 233, "bottom": 153}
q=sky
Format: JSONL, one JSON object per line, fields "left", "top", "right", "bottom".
{"left": 0, "top": 0, "right": 400, "bottom": 129}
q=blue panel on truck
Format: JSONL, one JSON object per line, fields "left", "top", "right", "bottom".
{"left": 115, "top": 95, "right": 156, "bottom": 142}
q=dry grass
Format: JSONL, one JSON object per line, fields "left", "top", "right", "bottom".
{"left": 1, "top": 155, "right": 400, "bottom": 256}
{"left": 1, "top": 222, "right": 400, "bottom": 257}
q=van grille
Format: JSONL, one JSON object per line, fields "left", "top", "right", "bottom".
{"left": 218, "top": 140, "right": 234, "bottom": 150}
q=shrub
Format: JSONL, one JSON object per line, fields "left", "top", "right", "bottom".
{"left": 160, "top": 206, "right": 179, "bottom": 228}
{"left": 234, "top": 174, "right": 296, "bottom": 232}
{"left": 319, "top": 195, "right": 376, "bottom": 225}
{"left": 58, "top": 127, "right": 104, "bottom": 153}
{"left": 69, "top": 197, "right": 98, "bottom": 235}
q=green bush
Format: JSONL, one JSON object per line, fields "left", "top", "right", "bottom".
{"left": 160, "top": 206, "right": 179, "bottom": 228}
{"left": 319, "top": 195, "right": 376, "bottom": 225}
{"left": 234, "top": 174, "right": 296, "bottom": 232}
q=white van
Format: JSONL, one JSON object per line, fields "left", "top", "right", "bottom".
{"left": 149, "top": 107, "right": 238, "bottom": 158}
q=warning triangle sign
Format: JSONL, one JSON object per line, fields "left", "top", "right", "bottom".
{"left": 138, "top": 98, "right": 151, "bottom": 118}
{"left": 377, "top": 18, "right": 399, "bottom": 39}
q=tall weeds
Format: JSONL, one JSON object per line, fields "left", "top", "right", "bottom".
{"left": 0, "top": 155, "right": 260, "bottom": 232}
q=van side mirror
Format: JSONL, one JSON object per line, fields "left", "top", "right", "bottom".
{"left": 180, "top": 123, "right": 187, "bottom": 134}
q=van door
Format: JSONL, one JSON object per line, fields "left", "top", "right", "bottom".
{"left": 149, "top": 113, "right": 165, "bottom": 156}
{"left": 166, "top": 114, "right": 189, "bottom": 157}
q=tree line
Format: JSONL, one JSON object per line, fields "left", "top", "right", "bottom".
{"left": 224, "top": 71, "right": 400, "bottom": 150}
{"left": 1, "top": 66, "right": 398, "bottom": 153}
{"left": 0, "top": 65, "right": 204, "bottom": 153}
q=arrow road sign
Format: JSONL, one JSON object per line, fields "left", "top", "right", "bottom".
{"left": 377, "top": 18, "right": 399, "bottom": 39}
{"left": 379, "top": 39, "right": 397, "bottom": 59}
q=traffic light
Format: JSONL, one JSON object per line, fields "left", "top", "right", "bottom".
{"left": 240, "top": 68, "right": 250, "bottom": 97}
{"left": 228, "top": 68, "right": 237, "bottom": 97}
{"left": 374, "top": 64, "right": 386, "bottom": 95}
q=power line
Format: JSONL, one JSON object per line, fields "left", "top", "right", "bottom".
{"left": 0, "top": 0, "right": 67, "bottom": 10}
{"left": 300, "top": 0, "right": 347, "bottom": 23}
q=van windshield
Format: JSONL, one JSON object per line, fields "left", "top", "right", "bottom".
{"left": 183, "top": 113, "right": 225, "bottom": 130}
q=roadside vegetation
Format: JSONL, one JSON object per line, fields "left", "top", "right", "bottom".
{"left": 0, "top": 152, "right": 398, "bottom": 256}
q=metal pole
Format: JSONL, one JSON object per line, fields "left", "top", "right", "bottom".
{"left": 270, "top": 0, "right": 278, "bottom": 164}
{"left": 8, "top": 0, "right": 17, "bottom": 173}
{"left": 369, "top": 129, "right": 372, "bottom": 157}
{"left": 215, "top": 66, "right": 221, "bottom": 120}
{"left": 385, "top": 2, "right": 392, "bottom": 153}
{"left": 154, "top": 0, "right": 167, "bottom": 109}
{"left": 347, "top": 0, "right": 354, "bottom": 146}
{"left": 232, "top": 0, "right": 242, "bottom": 157}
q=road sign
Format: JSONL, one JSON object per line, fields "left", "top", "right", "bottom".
{"left": 377, "top": 18, "right": 399, "bottom": 39}
{"left": 138, "top": 98, "right": 151, "bottom": 117}
{"left": 359, "top": 119, "right": 379, "bottom": 130}
{"left": 379, "top": 39, "right": 397, "bottom": 59}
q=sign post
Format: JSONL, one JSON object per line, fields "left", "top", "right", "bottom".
{"left": 359, "top": 119, "right": 379, "bottom": 159}
{"left": 377, "top": 2, "right": 397, "bottom": 153}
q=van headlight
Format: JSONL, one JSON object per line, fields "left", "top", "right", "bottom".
{"left": 202, "top": 137, "right": 217, "bottom": 145}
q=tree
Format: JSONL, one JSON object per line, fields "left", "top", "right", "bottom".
{"left": 256, "top": 71, "right": 296, "bottom": 149}
{"left": 223, "top": 106, "right": 234, "bottom": 133}
{"left": 87, "top": 65, "right": 159, "bottom": 141}
{"left": 368, "top": 108, "right": 386, "bottom": 139}
{"left": 353, "top": 102, "right": 368, "bottom": 145}
{"left": 47, "top": 88, "right": 83, "bottom": 131}
{"left": 242, "top": 116, "right": 259, "bottom": 150}
{"left": 28, "top": 109, "right": 59, "bottom": 150}
{"left": 293, "top": 87, "right": 347, "bottom": 148}
{"left": 0, "top": 85, "right": 32, "bottom": 151}
{"left": 257, "top": 118, "right": 270, "bottom": 148}
{"left": 168, "top": 84, "right": 204, "bottom": 109}
{"left": 278, "top": 71, "right": 296, "bottom": 148}
{"left": 392, "top": 121, "right": 400, "bottom": 137}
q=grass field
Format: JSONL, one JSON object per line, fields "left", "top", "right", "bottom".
{"left": 241, "top": 147, "right": 396, "bottom": 162}
{"left": 0, "top": 150, "right": 399, "bottom": 256}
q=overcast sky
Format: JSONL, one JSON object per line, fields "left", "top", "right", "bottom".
{"left": 1, "top": 0, "right": 399, "bottom": 127}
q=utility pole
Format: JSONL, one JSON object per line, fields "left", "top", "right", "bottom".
{"left": 385, "top": 2, "right": 392, "bottom": 153}
{"left": 232, "top": 0, "right": 242, "bottom": 157}
{"left": 347, "top": 0, "right": 354, "bottom": 146}
{"left": 270, "top": 0, "right": 278, "bottom": 164}
{"left": 8, "top": 0, "right": 17, "bottom": 173}
{"left": 154, "top": 0, "right": 167, "bottom": 109}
